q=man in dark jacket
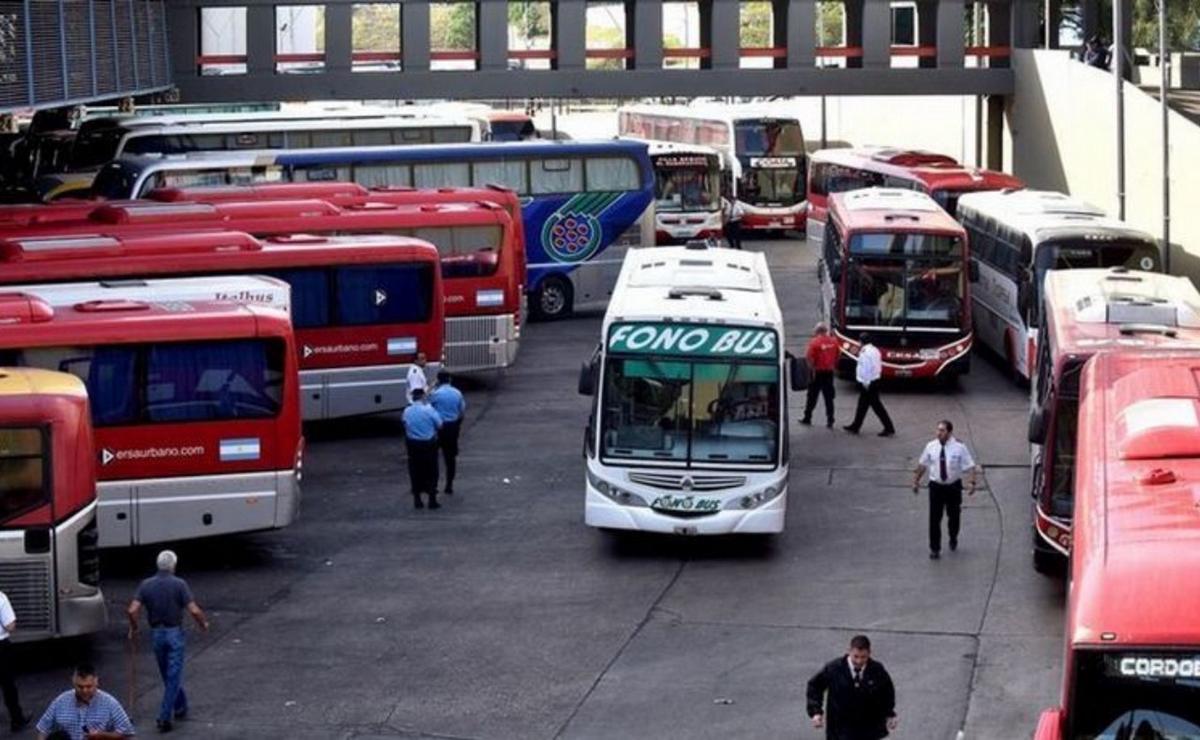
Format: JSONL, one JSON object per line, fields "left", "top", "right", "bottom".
{"left": 806, "top": 635, "right": 898, "bottom": 740}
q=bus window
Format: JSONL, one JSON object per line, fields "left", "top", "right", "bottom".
{"left": 1069, "top": 651, "right": 1200, "bottom": 738}
{"left": 413, "top": 162, "right": 470, "bottom": 188}
{"left": 352, "top": 129, "right": 393, "bottom": 147}
{"left": 270, "top": 269, "right": 330, "bottom": 329}
{"left": 70, "top": 128, "right": 126, "bottom": 170}
{"left": 312, "top": 130, "right": 353, "bottom": 148}
{"left": 532, "top": 158, "right": 583, "bottom": 194}
{"left": 34, "top": 346, "right": 138, "bottom": 425}
{"left": 433, "top": 127, "right": 472, "bottom": 144}
{"left": 472, "top": 160, "right": 528, "bottom": 193}
{"left": 146, "top": 340, "right": 283, "bottom": 422}
{"left": 414, "top": 225, "right": 502, "bottom": 278}
{"left": 586, "top": 157, "right": 641, "bottom": 191}
{"left": 690, "top": 362, "right": 779, "bottom": 465}
{"left": 354, "top": 164, "right": 412, "bottom": 188}
{"left": 335, "top": 264, "right": 434, "bottom": 325}
{"left": 0, "top": 427, "right": 47, "bottom": 523}
{"left": 743, "top": 169, "right": 801, "bottom": 206}
{"left": 1048, "top": 398, "right": 1077, "bottom": 519}
{"left": 734, "top": 120, "right": 804, "bottom": 156}
{"left": 301, "top": 165, "right": 350, "bottom": 182}
{"left": 601, "top": 358, "right": 690, "bottom": 462}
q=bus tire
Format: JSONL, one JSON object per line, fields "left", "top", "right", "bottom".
{"left": 1032, "top": 528, "right": 1060, "bottom": 575}
{"left": 533, "top": 276, "right": 573, "bottom": 321}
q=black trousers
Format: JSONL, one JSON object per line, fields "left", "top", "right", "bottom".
{"left": 929, "top": 480, "right": 964, "bottom": 553}
{"left": 726, "top": 220, "right": 742, "bottom": 250}
{"left": 803, "top": 371, "right": 836, "bottom": 424}
{"left": 405, "top": 438, "right": 439, "bottom": 497}
{"left": 0, "top": 639, "right": 22, "bottom": 724}
{"left": 439, "top": 420, "right": 461, "bottom": 489}
{"left": 848, "top": 382, "right": 894, "bottom": 432}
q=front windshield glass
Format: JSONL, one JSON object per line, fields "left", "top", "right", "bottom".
{"left": 90, "top": 163, "right": 139, "bottom": 199}
{"left": 490, "top": 120, "right": 537, "bottom": 142}
{"left": 601, "top": 358, "right": 779, "bottom": 466}
{"left": 1070, "top": 651, "right": 1200, "bottom": 739}
{"left": 734, "top": 120, "right": 804, "bottom": 157}
{"left": 740, "top": 168, "right": 802, "bottom": 206}
{"left": 69, "top": 128, "right": 126, "bottom": 170}
{"left": 843, "top": 233, "right": 965, "bottom": 329}
{"left": 0, "top": 427, "right": 48, "bottom": 526}
{"left": 1033, "top": 238, "right": 1162, "bottom": 309}
{"left": 653, "top": 157, "right": 720, "bottom": 212}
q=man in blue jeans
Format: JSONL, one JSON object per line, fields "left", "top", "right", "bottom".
{"left": 127, "top": 550, "right": 210, "bottom": 734}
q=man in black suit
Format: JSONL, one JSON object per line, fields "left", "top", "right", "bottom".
{"left": 806, "top": 635, "right": 898, "bottom": 740}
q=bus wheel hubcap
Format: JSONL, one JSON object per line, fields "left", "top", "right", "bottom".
{"left": 542, "top": 284, "right": 565, "bottom": 315}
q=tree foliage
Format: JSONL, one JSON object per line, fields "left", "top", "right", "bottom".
{"left": 352, "top": 4, "right": 400, "bottom": 52}
{"left": 430, "top": 2, "right": 476, "bottom": 50}
{"left": 509, "top": 1, "right": 551, "bottom": 42}
{"left": 1132, "top": 0, "right": 1200, "bottom": 49}
{"left": 817, "top": 2, "right": 845, "bottom": 46}
{"left": 740, "top": 2, "right": 774, "bottom": 48}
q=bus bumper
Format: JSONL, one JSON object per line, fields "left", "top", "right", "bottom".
{"left": 444, "top": 314, "right": 518, "bottom": 373}
{"left": 584, "top": 485, "right": 786, "bottom": 535}
{"left": 742, "top": 206, "right": 807, "bottom": 232}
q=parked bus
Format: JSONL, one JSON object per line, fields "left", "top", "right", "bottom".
{"left": 0, "top": 368, "right": 106, "bottom": 640}
{"left": 41, "top": 116, "right": 483, "bottom": 201}
{"left": 618, "top": 105, "right": 805, "bottom": 233}
{"left": 639, "top": 142, "right": 723, "bottom": 245}
{"left": 0, "top": 231, "right": 443, "bottom": 419}
{"left": 805, "top": 147, "right": 1023, "bottom": 251}
{"left": 958, "top": 189, "right": 1161, "bottom": 381}
{"left": 486, "top": 111, "right": 538, "bottom": 142}
{"left": 577, "top": 242, "right": 806, "bottom": 535}
{"left": 818, "top": 188, "right": 974, "bottom": 379}
{"left": 1026, "top": 268, "right": 1200, "bottom": 572}
{"left": 3, "top": 198, "right": 516, "bottom": 373}
{"left": 89, "top": 140, "right": 656, "bottom": 319}
{"left": 12, "top": 275, "right": 292, "bottom": 315}
{"left": 0, "top": 291, "right": 301, "bottom": 548}
{"left": 1034, "top": 349, "right": 1200, "bottom": 740}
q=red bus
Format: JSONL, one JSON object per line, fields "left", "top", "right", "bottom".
{"left": 806, "top": 147, "right": 1023, "bottom": 250}
{"left": 1035, "top": 349, "right": 1200, "bottom": 739}
{"left": 818, "top": 188, "right": 974, "bottom": 379}
{"left": 0, "top": 230, "right": 443, "bottom": 419}
{"left": 0, "top": 293, "right": 302, "bottom": 548}
{"left": 1026, "top": 268, "right": 1200, "bottom": 572}
{"left": 0, "top": 368, "right": 106, "bottom": 640}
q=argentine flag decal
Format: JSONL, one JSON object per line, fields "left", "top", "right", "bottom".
{"left": 219, "top": 438, "right": 261, "bottom": 462}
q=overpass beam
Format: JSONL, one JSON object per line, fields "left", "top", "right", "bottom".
{"left": 325, "top": 3, "right": 352, "bottom": 74}
{"left": 402, "top": 1, "right": 431, "bottom": 72}
{"left": 936, "top": 0, "right": 965, "bottom": 68}
{"left": 783, "top": 0, "right": 815, "bottom": 69}
{"left": 862, "top": 0, "right": 892, "bottom": 68}
{"left": 553, "top": 0, "right": 586, "bottom": 70}
{"left": 479, "top": 0, "right": 509, "bottom": 71}
{"left": 709, "top": 0, "right": 740, "bottom": 70}
{"left": 630, "top": 0, "right": 663, "bottom": 70}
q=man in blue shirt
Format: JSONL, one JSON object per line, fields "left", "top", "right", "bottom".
{"left": 403, "top": 387, "right": 443, "bottom": 509}
{"left": 429, "top": 371, "right": 467, "bottom": 495}
{"left": 35, "top": 663, "right": 135, "bottom": 740}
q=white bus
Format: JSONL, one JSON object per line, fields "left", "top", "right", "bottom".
{"left": 618, "top": 104, "right": 807, "bottom": 233}
{"left": 8, "top": 275, "right": 291, "bottom": 314}
{"left": 633, "top": 141, "right": 723, "bottom": 245}
{"left": 958, "top": 189, "right": 1161, "bottom": 381}
{"left": 577, "top": 242, "right": 807, "bottom": 535}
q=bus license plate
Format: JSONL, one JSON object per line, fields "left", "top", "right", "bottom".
{"left": 651, "top": 495, "right": 721, "bottom": 513}
{"left": 919, "top": 349, "right": 941, "bottom": 360}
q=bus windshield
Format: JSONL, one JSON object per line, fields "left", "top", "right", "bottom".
{"left": 1069, "top": 651, "right": 1200, "bottom": 739}
{"left": 734, "top": 121, "right": 804, "bottom": 157}
{"left": 1033, "top": 240, "right": 1162, "bottom": 310}
{"left": 69, "top": 128, "right": 126, "bottom": 171}
{"left": 601, "top": 357, "right": 779, "bottom": 466}
{"left": 490, "top": 120, "right": 537, "bottom": 142}
{"left": 0, "top": 427, "right": 48, "bottom": 525}
{"left": 741, "top": 168, "right": 802, "bottom": 206}
{"left": 844, "top": 233, "right": 965, "bottom": 329}
{"left": 654, "top": 160, "right": 720, "bottom": 213}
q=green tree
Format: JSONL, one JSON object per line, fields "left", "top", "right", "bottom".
{"left": 431, "top": 2, "right": 475, "bottom": 50}
{"left": 587, "top": 24, "right": 625, "bottom": 69}
{"left": 817, "top": 2, "right": 845, "bottom": 46}
{"left": 352, "top": 4, "right": 401, "bottom": 52}
{"left": 1132, "top": 0, "right": 1200, "bottom": 49}
{"left": 509, "top": 1, "right": 551, "bottom": 42}
{"left": 740, "top": 2, "right": 774, "bottom": 48}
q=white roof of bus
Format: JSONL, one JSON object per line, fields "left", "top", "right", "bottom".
{"left": 121, "top": 116, "right": 479, "bottom": 137}
{"left": 1044, "top": 268, "right": 1200, "bottom": 329}
{"left": 85, "top": 107, "right": 446, "bottom": 129}
{"left": 841, "top": 187, "right": 941, "bottom": 213}
{"left": 9, "top": 275, "right": 292, "bottom": 313}
{"left": 956, "top": 189, "right": 1153, "bottom": 243}
{"left": 639, "top": 140, "right": 722, "bottom": 158}
{"left": 603, "top": 245, "right": 782, "bottom": 329}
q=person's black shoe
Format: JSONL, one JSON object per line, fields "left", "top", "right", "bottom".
{"left": 949, "top": 539, "right": 958, "bottom": 552}
{"left": 444, "top": 486, "right": 454, "bottom": 495}
{"left": 413, "top": 496, "right": 425, "bottom": 510}
{"left": 826, "top": 419, "right": 834, "bottom": 428}
{"left": 428, "top": 497, "right": 441, "bottom": 510}
{"left": 842, "top": 425, "right": 860, "bottom": 434}
{"left": 929, "top": 551, "right": 941, "bottom": 560}
{"left": 10, "top": 714, "right": 30, "bottom": 732}
{"left": 878, "top": 429, "right": 896, "bottom": 437}
{"left": 799, "top": 417, "right": 812, "bottom": 426}
{"left": 156, "top": 720, "right": 174, "bottom": 733}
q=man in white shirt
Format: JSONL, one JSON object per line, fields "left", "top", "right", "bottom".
{"left": 722, "top": 196, "right": 744, "bottom": 250}
{"left": 912, "top": 419, "right": 978, "bottom": 559}
{"left": 406, "top": 351, "right": 429, "bottom": 404}
{"left": 0, "top": 588, "right": 29, "bottom": 732}
{"left": 843, "top": 333, "right": 895, "bottom": 437}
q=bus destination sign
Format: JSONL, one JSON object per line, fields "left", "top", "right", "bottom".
{"left": 608, "top": 322, "right": 777, "bottom": 359}
{"left": 655, "top": 155, "right": 711, "bottom": 169}
{"left": 749, "top": 157, "right": 798, "bottom": 169}
{"left": 1106, "top": 654, "right": 1200, "bottom": 679}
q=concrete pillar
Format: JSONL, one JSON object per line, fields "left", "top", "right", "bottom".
{"left": 402, "top": 0, "right": 431, "bottom": 71}
{"left": 917, "top": 0, "right": 938, "bottom": 69}
{"left": 709, "top": 0, "right": 740, "bottom": 69}
{"left": 986, "top": 93, "right": 1004, "bottom": 170}
{"left": 784, "top": 0, "right": 815, "bottom": 69}
{"left": 245, "top": 4, "right": 275, "bottom": 76}
{"left": 1115, "top": 0, "right": 1133, "bottom": 79}
{"left": 165, "top": 3, "right": 197, "bottom": 81}
{"left": 324, "top": 3, "right": 352, "bottom": 74}
{"left": 861, "top": 0, "right": 891, "bottom": 68}
{"left": 631, "top": 0, "right": 663, "bottom": 70}
{"left": 845, "top": 0, "right": 864, "bottom": 68}
{"left": 553, "top": 0, "right": 585, "bottom": 70}
{"left": 478, "top": 0, "right": 509, "bottom": 71}
{"left": 936, "top": 0, "right": 965, "bottom": 68}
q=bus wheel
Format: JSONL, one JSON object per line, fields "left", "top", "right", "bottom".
{"left": 1032, "top": 529, "right": 1060, "bottom": 575}
{"left": 534, "top": 276, "right": 572, "bottom": 321}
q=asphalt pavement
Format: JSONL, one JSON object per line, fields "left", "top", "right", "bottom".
{"left": 14, "top": 236, "right": 1065, "bottom": 739}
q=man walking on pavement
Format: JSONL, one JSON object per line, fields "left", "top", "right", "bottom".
{"left": 722, "top": 194, "right": 744, "bottom": 250}
{"left": 0, "top": 588, "right": 30, "bottom": 732}
{"left": 403, "top": 387, "right": 443, "bottom": 509}
{"left": 843, "top": 333, "right": 895, "bottom": 437}
{"left": 800, "top": 321, "right": 840, "bottom": 428}
{"left": 429, "top": 370, "right": 466, "bottom": 495}
{"left": 127, "top": 550, "right": 209, "bottom": 734}
{"left": 806, "top": 634, "right": 898, "bottom": 740}
{"left": 406, "top": 352, "right": 429, "bottom": 404}
{"left": 913, "top": 419, "right": 978, "bottom": 559}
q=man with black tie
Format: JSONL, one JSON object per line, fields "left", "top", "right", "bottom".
{"left": 913, "top": 419, "right": 978, "bottom": 559}
{"left": 806, "top": 634, "right": 898, "bottom": 740}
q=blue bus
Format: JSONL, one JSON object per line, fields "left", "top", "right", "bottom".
{"left": 90, "top": 141, "right": 656, "bottom": 319}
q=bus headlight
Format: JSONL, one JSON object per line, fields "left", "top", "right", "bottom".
{"left": 587, "top": 469, "right": 648, "bottom": 507}
{"left": 476, "top": 289, "right": 504, "bottom": 308}
{"left": 734, "top": 485, "right": 783, "bottom": 510}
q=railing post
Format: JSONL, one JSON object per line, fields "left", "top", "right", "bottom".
{"left": 402, "top": 0, "right": 431, "bottom": 72}
{"left": 325, "top": 2, "right": 352, "bottom": 74}
{"left": 785, "top": 0, "right": 815, "bottom": 69}
{"left": 478, "top": 0, "right": 509, "bottom": 71}
{"left": 631, "top": 0, "right": 662, "bottom": 70}
{"left": 553, "top": 0, "right": 585, "bottom": 71}
{"left": 709, "top": 0, "right": 739, "bottom": 70}
{"left": 862, "top": 0, "right": 891, "bottom": 68}
{"left": 937, "top": 0, "right": 966, "bottom": 67}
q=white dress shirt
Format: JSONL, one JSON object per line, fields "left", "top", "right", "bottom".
{"left": 406, "top": 364, "right": 428, "bottom": 402}
{"left": 919, "top": 437, "right": 976, "bottom": 484}
{"left": 855, "top": 343, "right": 883, "bottom": 386}
{"left": 0, "top": 590, "right": 14, "bottom": 640}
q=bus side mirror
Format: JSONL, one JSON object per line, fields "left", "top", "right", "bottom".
{"left": 1018, "top": 269, "right": 1034, "bottom": 318}
{"left": 969, "top": 260, "right": 980, "bottom": 283}
{"left": 1033, "top": 708, "right": 1065, "bottom": 740}
{"left": 1028, "top": 407, "right": 1048, "bottom": 445}
{"left": 789, "top": 354, "right": 811, "bottom": 391}
{"left": 578, "top": 361, "right": 597, "bottom": 396}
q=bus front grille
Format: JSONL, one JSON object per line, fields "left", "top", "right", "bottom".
{"left": 628, "top": 472, "right": 747, "bottom": 491}
{"left": 0, "top": 560, "right": 53, "bottom": 633}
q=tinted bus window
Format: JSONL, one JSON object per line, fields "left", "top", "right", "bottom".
{"left": 433, "top": 127, "right": 472, "bottom": 144}
{"left": 533, "top": 158, "right": 583, "bottom": 194}
{"left": 272, "top": 269, "right": 330, "bottom": 329}
{"left": 353, "top": 164, "right": 410, "bottom": 188}
{"left": 413, "top": 162, "right": 471, "bottom": 189}
{"left": 586, "top": 157, "right": 641, "bottom": 191}
{"left": 473, "top": 160, "right": 528, "bottom": 193}
{"left": 412, "top": 225, "right": 503, "bottom": 278}
{"left": 0, "top": 427, "right": 47, "bottom": 523}
{"left": 336, "top": 264, "right": 435, "bottom": 325}
{"left": 146, "top": 340, "right": 283, "bottom": 421}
